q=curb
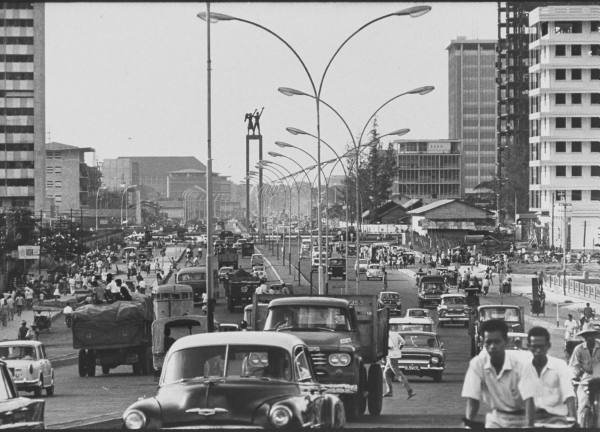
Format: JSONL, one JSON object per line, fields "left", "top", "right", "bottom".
{"left": 255, "top": 246, "right": 283, "bottom": 284}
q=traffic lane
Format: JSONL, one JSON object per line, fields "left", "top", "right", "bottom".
{"left": 45, "top": 364, "right": 155, "bottom": 428}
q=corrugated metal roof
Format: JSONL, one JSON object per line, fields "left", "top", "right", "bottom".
{"left": 408, "top": 199, "right": 456, "bottom": 215}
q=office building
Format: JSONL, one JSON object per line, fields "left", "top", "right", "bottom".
{"left": 392, "top": 139, "right": 462, "bottom": 203}
{"left": 447, "top": 37, "right": 497, "bottom": 199}
{"left": 0, "top": 3, "right": 45, "bottom": 211}
{"left": 528, "top": 4, "right": 600, "bottom": 249}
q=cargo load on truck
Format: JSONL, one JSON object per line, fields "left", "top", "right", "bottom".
{"left": 223, "top": 268, "right": 261, "bottom": 312}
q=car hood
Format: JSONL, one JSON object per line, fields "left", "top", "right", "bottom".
{"left": 401, "top": 347, "right": 444, "bottom": 357}
{"left": 155, "top": 378, "right": 300, "bottom": 427}
{"left": 285, "top": 331, "right": 357, "bottom": 351}
{"left": 2, "top": 359, "right": 36, "bottom": 368}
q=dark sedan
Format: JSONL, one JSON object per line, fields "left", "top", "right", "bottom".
{"left": 0, "top": 360, "right": 45, "bottom": 428}
{"left": 122, "top": 332, "right": 345, "bottom": 430}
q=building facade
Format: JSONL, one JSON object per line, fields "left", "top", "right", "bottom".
{"left": 528, "top": 4, "right": 600, "bottom": 249}
{"left": 45, "top": 142, "right": 95, "bottom": 213}
{"left": 0, "top": 3, "right": 45, "bottom": 211}
{"left": 101, "top": 158, "right": 139, "bottom": 192}
{"left": 447, "top": 37, "right": 497, "bottom": 198}
{"left": 392, "top": 139, "right": 462, "bottom": 204}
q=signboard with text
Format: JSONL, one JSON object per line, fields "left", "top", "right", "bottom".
{"left": 18, "top": 245, "right": 40, "bottom": 260}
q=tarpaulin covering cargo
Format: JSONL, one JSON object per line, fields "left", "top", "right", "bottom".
{"left": 72, "top": 296, "right": 153, "bottom": 350}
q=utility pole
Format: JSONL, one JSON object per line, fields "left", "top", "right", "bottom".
{"left": 557, "top": 196, "right": 571, "bottom": 296}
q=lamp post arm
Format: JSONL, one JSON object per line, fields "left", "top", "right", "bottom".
{"left": 228, "top": 16, "right": 317, "bottom": 97}
{"left": 357, "top": 91, "right": 412, "bottom": 148}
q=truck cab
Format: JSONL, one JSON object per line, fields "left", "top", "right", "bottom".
{"left": 417, "top": 275, "right": 447, "bottom": 308}
{"left": 256, "top": 295, "right": 388, "bottom": 420}
{"left": 469, "top": 304, "right": 524, "bottom": 356}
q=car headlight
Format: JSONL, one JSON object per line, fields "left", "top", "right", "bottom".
{"left": 328, "top": 353, "right": 351, "bottom": 367}
{"left": 269, "top": 405, "right": 293, "bottom": 428}
{"left": 123, "top": 409, "right": 147, "bottom": 430}
{"left": 431, "top": 357, "right": 440, "bottom": 365}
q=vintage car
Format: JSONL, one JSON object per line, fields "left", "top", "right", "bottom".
{"left": 327, "top": 258, "right": 346, "bottom": 279}
{"left": 417, "top": 275, "right": 448, "bottom": 309}
{"left": 0, "top": 341, "right": 54, "bottom": 396}
{"left": 218, "top": 266, "right": 235, "bottom": 282}
{"left": 365, "top": 264, "right": 384, "bottom": 281}
{"left": 252, "top": 266, "right": 268, "bottom": 281}
{"left": 377, "top": 291, "right": 402, "bottom": 316}
{"left": 391, "top": 331, "right": 446, "bottom": 382}
{"left": 389, "top": 316, "right": 435, "bottom": 333}
{"left": 469, "top": 305, "right": 525, "bottom": 356}
{"left": 437, "top": 294, "right": 471, "bottom": 328}
{"left": 405, "top": 308, "right": 432, "bottom": 319}
{"left": 354, "top": 259, "right": 369, "bottom": 274}
{"left": 0, "top": 359, "right": 45, "bottom": 428}
{"left": 122, "top": 332, "right": 346, "bottom": 430}
{"left": 506, "top": 332, "right": 529, "bottom": 351}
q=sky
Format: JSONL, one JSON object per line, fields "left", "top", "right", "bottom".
{"left": 45, "top": 2, "right": 497, "bottom": 183}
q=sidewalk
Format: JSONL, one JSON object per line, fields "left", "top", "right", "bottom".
{"left": 255, "top": 245, "right": 311, "bottom": 295}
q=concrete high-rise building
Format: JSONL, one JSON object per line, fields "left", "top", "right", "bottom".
{"left": 528, "top": 4, "right": 600, "bottom": 250}
{"left": 0, "top": 3, "right": 45, "bottom": 211}
{"left": 447, "top": 37, "right": 497, "bottom": 199}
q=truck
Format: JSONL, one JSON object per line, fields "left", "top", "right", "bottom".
{"left": 417, "top": 275, "right": 448, "bottom": 308}
{"left": 217, "top": 247, "right": 239, "bottom": 270}
{"left": 469, "top": 304, "right": 525, "bottom": 357}
{"left": 252, "top": 294, "right": 389, "bottom": 420}
{"left": 72, "top": 294, "right": 154, "bottom": 377}
{"left": 223, "top": 268, "right": 261, "bottom": 312}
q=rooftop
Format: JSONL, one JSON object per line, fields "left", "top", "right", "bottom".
{"left": 46, "top": 141, "right": 94, "bottom": 153}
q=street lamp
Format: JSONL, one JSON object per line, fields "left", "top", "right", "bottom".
{"left": 120, "top": 184, "right": 137, "bottom": 227}
{"left": 95, "top": 186, "right": 107, "bottom": 231}
{"left": 199, "top": 4, "right": 431, "bottom": 295}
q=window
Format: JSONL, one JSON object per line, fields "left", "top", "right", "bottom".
{"left": 556, "top": 142, "right": 566, "bottom": 152}
{"left": 572, "top": 142, "right": 582, "bottom": 152}
{"left": 541, "top": 22, "right": 548, "bottom": 35}
{"left": 592, "top": 142, "right": 600, "bottom": 152}
{"left": 592, "top": 45, "right": 600, "bottom": 56}
{"left": 593, "top": 118, "right": 600, "bottom": 129}
{"left": 592, "top": 94, "right": 600, "bottom": 104}
{"left": 571, "top": 69, "right": 582, "bottom": 80}
{"left": 555, "top": 45, "right": 566, "bottom": 56}
{"left": 572, "top": 190, "right": 582, "bottom": 201}
{"left": 572, "top": 166, "right": 582, "bottom": 176}
{"left": 555, "top": 21, "right": 581, "bottom": 33}
{"left": 555, "top": 93, "right": 566, "bottom": 104}
{"left": 571, "top": 93, "right": 581, "bottom": 104}
{"left": 572, "top": 117, "right": 582, "bottom": 128}
{"left": 592, "top": 166, "right": 600, "bottom": 176}
{"left": 571, "top": 45, "right": 581, "bottom": 56}
{"left": 592, "top": 190, "right": 600, "bottom": 201}
{"left": 556, "top": 69, "right": 566, "bottom": 80}
{"left": 593, "top": 22, "right": 600, "bottom": 32}
{"left": 556, "top": 118, "right": 566, "bottom": 128}
{"left": 556, "top": 166, "right": 566, "bottom": 176}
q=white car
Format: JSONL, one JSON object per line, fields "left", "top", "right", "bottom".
{"left": 0, "top": 340, "right": 54, "bottom": 396}
{"left": 405, "top": 308, "right": 432, "bottom": 319}
{"left": 366, "top": 264, "right": 384, "bottom": 280}
{"left": 354, "top": 259, "right": 369, "bottom": 274}
{"left": 437, "top": 293, "right": 470, "bottom": 327}
{"left": 252, "top": 266, "right": 267, "bottom": 280}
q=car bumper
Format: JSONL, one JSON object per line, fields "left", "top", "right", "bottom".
{"left": 14, "top": 379, "right": 40, "bottom": 391}
{"left": 397, "top": 365, "right": 444, "bottom": 374}
{"left": 439, "top": 316, "right": 469, "bottom": 323}
{"left": 319, "top": 383, "right": 358, "bottom": 394}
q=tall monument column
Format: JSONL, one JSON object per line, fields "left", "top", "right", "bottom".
{"left": 244, "top": 107, "right": 264, "bottom": 234}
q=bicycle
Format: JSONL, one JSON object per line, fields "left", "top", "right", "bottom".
{"left": 579, "top": 377, "right": 600, "bottom": 428}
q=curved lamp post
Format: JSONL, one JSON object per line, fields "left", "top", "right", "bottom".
{"left": 198, "top": 5, "right": 431, "bottom": 295}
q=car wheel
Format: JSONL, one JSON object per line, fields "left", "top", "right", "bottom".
{"left": 432, "top": 371, "right": 443, "bottom": 383}
{"left": 33, "top": 375, "right": 43, "bottom": 397}
{"left": 102, "top": 365, "right": 110, "bottom": 375}
{"left": 367, "top": 363, "right": 383, "bottom": 416}
{"left": 342, "top": 393, "right": 363, "bottom": 421}
{"left": 78, "top": 350, "right": 88, "bottom": 377}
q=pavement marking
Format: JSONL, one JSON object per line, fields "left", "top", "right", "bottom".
{"left": 48, "top": 411, "right": 122, "bottom": 429}
{"left": 255, "top": 247, "right": 283, "bottom": 284}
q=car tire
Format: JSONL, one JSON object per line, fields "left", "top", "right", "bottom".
{"left": 102, "top": 365, "right": 110, "bottom": 375}
{"left": 78, "top": 350, "right": 88, "bottom": 377}
{"left": 432, "top": 371, "right": 443, "bottom": 383}
{"left": 33, "top": 375, "right": 43, "bottom": 397}
{"left": 367, "top": 364, "right": 383, "bottom": 416}
{"left": 342, "top": 393, "right": 363, "bottom": 421}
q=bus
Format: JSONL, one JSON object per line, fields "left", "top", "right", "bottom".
{"left": 175, "top": 266, "right": 218, "bottom": 305}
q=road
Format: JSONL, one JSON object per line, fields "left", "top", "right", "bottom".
{"left": 38, "top": 236, "right": 568, "bottom": 429}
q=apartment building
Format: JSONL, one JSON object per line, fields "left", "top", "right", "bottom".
{"left": 447, "top": 37, "right": 497, "bottom": 199}
{"left": 0, "top": 3, "right": 45, "bottom": 211}
{"left": 528, "top": 5, "right": 600, "bottom": 249}
{"left": 392, "top": 139, "right": 462, "bottom": 204}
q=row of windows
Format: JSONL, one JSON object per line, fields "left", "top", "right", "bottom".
{"left": 0, "top": 54, "right": 32, "bottom": 62}
{"left": 0, "top": 161, "right": 32, "bottom": 168}
{"left": 0, "top": 19, "right": 32, "bottom": 27}
{"left": 0, "top": 178, "right": 33, "bottom": 186}
{"left": 46, "top": 166, "right": 62, "bottom": 174}
{"left": 0, "top": 3, "right": 34, "bottom": 10}
{"left": 555, "top": 117, "right": 600, "bottom": 129}
{"left": 0, "top": 37, "right": 33, "bottom": 45}
{"left": 555, "top": 69, "right": 600, "bottom": 80}
{"left": 46, "top": 180, "right": 61, "bottom": 188}
{"left": 555, "top": 45, "right": 600, "bottom": 57}
{"left": 540, "top": 21, "right": 600, "bottom": 35}
{"left": 554, "top": 93, "right": 600, "bottom": 105}
{"left": 0, "top": 143, "right": 32, "bottom": 151}
{"left": 555, "top": 141, "right": 600, "bottom": 152}
{"left": 0, "top": 72, "right": 32, "bottom": 80}
{"left": 0, "top": 125, "right": 32, "bottom": 132}
{"left": 554, "top": 165, "right": 600, "bottom": 177}
{"left": 46, "top": 151, "right": 62, "bottom": 159}
{"left": 0, "top": 107, "right": 32, "bottom": 115}
{"left": 551, "top": 190, "right": 600, "bottom": 202}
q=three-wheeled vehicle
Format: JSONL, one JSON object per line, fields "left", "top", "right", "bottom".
{"left": 33, "top": 306, "right": 60, "bottom": 332}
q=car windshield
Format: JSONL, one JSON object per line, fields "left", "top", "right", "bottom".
{"left": 0, "top": 346, "right": 37, "bottom": 360}
{"left": 401, "top": 334, "right": 439, "bottom": 349}
{"left": 408, "top": 310, "right": 428, "bottom": 317}
{"left": 480, "top": 307, "right": 520, "bottom": 322}
{"left": 369, "top": 265, "right": 381, "bottom": 270}
{"left": 162, "top": 345, "right": 292, "bottom": 384}
{"left": 178, "top": 272, "right": 206, "bottom": 282}
{"left": 359, "top": 260, "right": 368, "bottom": 265}
{"left": 422, "top": 283, "right": 444, "bottom": 294}
{"left": 264, "top": 305, "right": 352, "bottom": 332}
{"left": 329, "top": 259, "right": 344, "bottom": 266}
{"left": 381, "top": 293, "right": 399, "bottom": 301}
{"left": 444, "top": 297, "right": 465, "bottom": 305}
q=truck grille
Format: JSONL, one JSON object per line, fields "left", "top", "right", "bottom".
{"left": 401, "top": 353, "right": 430, "bottom": 361}
{"left": 310, "top": 352, "right": 329, "bottom": 367}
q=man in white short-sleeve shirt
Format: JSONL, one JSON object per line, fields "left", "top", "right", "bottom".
{"left": 462, "top": 319, "right": 531, "bottom": 428}
{"left": 518, "top": 326, "right": 576, "bottom": 427}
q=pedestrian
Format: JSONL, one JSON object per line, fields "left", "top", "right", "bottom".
{"left": 519, "top": 326, "right": 576, "bottom": 427}
{"left": 383, "top": 332, "right": 415, "bottom": 399}
{"left": 17, "top": 320, "right": 28, "bottom": 340}
{"left": 14, "top": 294, "right": 24, "bottom": 317}
{"left": 564, "top": 314, "right": 580, "bottom": 343}
{"left": 461, "top": 319, "right": 530, "bottom": 428}
{"left": 583, "top": 303, "right": 595, "bottom": 322}
{"left": 568, "top": 324, "right": 600, "bottom": 425}
{"left": 6, "top": 295, "right": 14, "bottom": 321}
{"left": 0, "top": 298, "right": 7, "bottom": 327}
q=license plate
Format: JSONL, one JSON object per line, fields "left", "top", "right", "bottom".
{"left": 406, "top": 365, "right": 420, "bottom": 370}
